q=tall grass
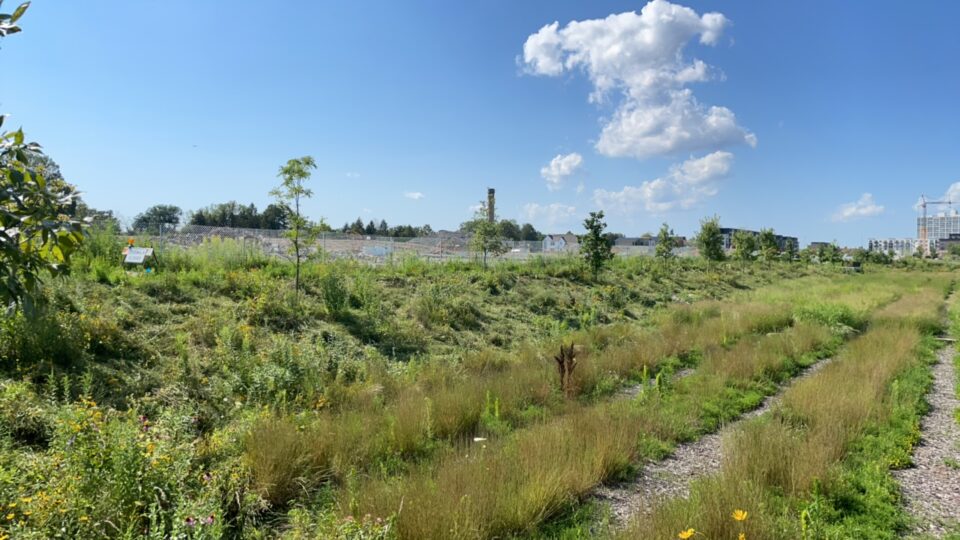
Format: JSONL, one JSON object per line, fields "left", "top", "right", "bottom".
{"left": 622, "top": 320, "right": 927, "bottom": 539}
{"left": 345, "top": 322, "right": 835, "bottom": 539}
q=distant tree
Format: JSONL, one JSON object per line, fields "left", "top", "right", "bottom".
{"left": 732, "top": 230, "right": 757, "bottom": 262}
{"left": 519, "top": 223, "right": 543, "bottom": 241}
{"left": 695, "top": 215, "right": 725, "bottom": 262}
{"left": 0, "top": 2, "right": 86, "bottom": 314}
{"left": 655, "top": 222, "right": 676, "bottom": 260}
{"left": 349, "top": 217, "right": 365, "bottom": 235}
{"left": 377, "top": 219, "right": 389, "bottom": 236}
{"left": 364, "top": 220, "right": 377, "bottom": 235}
{"left": 132, "top": 204, "right": 182, "bottom": 234}
{"left": 499, "top": 219, "right": 521, "bottom": 241}
{"left": 818, "top": 242, "right": 843, "bottom": 264}
{"left": 758, "top": 228, "right": 779, "bottom": 262}
{"left": 948, "top": 244, "right": 960, "bottom": 259}
{"left": 270, "top": 156, "right": 317, "bottom": 296}
{"left": 260, "top": 203, "right": 289, "bottom": 230}
{"left": 465, "top": 204, "right": 506, "bottom": 268}
{"left": 580, "top": 211, "right": 614, "bottom": 278}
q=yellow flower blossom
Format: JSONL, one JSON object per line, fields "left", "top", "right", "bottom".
{"left": 679, "top": 529, "right": 695, "bottom": 539}
{"left": 20, "top": 496, "right": 32, "bottom": 504}
{"left": 5, "top": 513, "right": 13, "bottom": 521}
{"left": 739, "top": 533, "right": 746, "bottom": 540}
{"left": 79, "top": 515, "right": 89, "bottom": 522}
{"left": 732, "top": 509, "right": 748, "bottom": 521}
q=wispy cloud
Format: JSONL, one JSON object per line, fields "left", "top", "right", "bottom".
{"left": 404, "top": 192, "right": 425, "bottom": 200}
{"left": 832, "top": 193, "right": 884, "bottom": 222}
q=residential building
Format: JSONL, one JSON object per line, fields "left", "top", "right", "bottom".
{"left": 917, "top": 209, "right": 960, "bottom": 247}
{"left": 867, "top": 238, "right": 926, "bottom": 258}
{"left": 543, "top": 233, "right": 580, "bottom": 253}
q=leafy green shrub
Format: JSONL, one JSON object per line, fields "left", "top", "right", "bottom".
{"left": 245, "top": 287, "right": 315, "bottom": 331}
{"left": 0, "top": 381, "right": 53, "bottom": 447}
{"left": 318, "top": 269, "right": 349, "bottom": 316}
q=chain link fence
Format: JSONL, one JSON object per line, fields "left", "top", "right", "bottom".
{"left": 130, "top": 225, "right": 696, "bottom": 263}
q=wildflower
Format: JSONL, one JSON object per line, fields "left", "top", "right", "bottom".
{"left": 739, "top": 534, "right": 746, "bottom": 540}
{"left": 5, "top": 503, "right": 14, "bottom": 509}
{"left": 678, "top": 529, "right": 695, "bottom": 539}
{"left": 1, "top": 533, "right": 9, "bottom": 540}
{"left": 20, "top": 496, "right": 32, "bottom": 504}
{"left": 5, "top": 513, "right": 13, "bottom": 521}
{"left": 23, "top": 510, "right": 31, "bottom": 516}
{"left": 185, "top": 516, "right": 197, "bottom": 528}
{"left": 201, "top": 514, "right": 215, "bottom": 525}
{"left": 732, "top": 509, "right": 748, "bottom": 522}
{"left": 79, "top": 515, "right": 89, "bottom": 522}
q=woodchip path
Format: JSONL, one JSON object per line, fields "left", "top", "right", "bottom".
{"left": 594, "top": 357, "right": 835, "bottom": 526}
{"left": 894, "top": 344, "right": 960, "bottom": 538}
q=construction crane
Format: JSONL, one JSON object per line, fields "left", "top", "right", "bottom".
{"left": 918, "top": 194, "right": 953, "bottom": 255}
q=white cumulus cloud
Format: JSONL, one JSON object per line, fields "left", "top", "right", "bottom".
{"left": 593, "top": 151, "right": 733, "bottom": 213}
{"left": 522, "top": 203, "right": 578, "bottom": 226}
{"left": 832, "top": 193, "right": 884, "bottom": 222}
{"left": 540, "top": 152, "right": 583, "bottom": 191}
{"left": 522, "top": 0, "right": 755, "bottom": 159}
{"left": 404, "top": 192, "right": 425, "bottom": 200}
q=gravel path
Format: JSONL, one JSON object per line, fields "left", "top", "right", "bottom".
{"left": 894, "top": 343, "right": 960, "bottom": 538}
{"left": 593, "top": 357, "right": 834, "bottom": 526}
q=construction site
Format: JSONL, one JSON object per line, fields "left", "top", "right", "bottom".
{"left": 869, "top": 195, "right": 960, "bottom": 257}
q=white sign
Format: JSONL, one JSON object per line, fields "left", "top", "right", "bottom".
{"left": 124, "top": 247, "right": 154, "bottom": 264}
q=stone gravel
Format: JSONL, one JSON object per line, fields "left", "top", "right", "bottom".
{"left": 894, "top": 344, "right": 960, "bottom": 538}
{"left": 593, "top": 357, "right": 835, "bottom": 526}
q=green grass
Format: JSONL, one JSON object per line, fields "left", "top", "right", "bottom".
{"left": 0, "top": 238, "right": 954, "bottom": 539}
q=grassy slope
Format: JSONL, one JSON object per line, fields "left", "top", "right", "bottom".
{"left": 0, "top": 236, "right": 951, "bottom": 539}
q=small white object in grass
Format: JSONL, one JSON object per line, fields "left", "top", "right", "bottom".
{"left": 473, "top": 437, "right": 487, "bottom": 442}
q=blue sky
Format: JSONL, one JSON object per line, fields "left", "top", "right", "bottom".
{"left": 3, "top": 1, "right": 959, "bottom": 246}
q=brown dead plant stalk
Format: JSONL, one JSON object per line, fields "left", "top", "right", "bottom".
{"left": 554, "top": 342, "right": 579, "bottom": 397}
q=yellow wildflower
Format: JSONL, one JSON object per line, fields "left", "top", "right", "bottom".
{"left": 23, "top": 510, "right": 31, "bottom": 516}
{"left": 732, "top": 509, "right": 748, "bottom": 521}
{"left": 679, "top": 529, "right": 695, "bottom": 539}
{"left": 739, "top": 534, "right": 746, "bottom": 540}
{"left": 1, "top": 533, "right": 9, "bottom": 540}
{"left": 5, "top": 513, "right": 13, "bottom": 521}
{"left": 79, "top": 515, "right": 89, "bottom": 522}
{"left": 20, "top": 496, "right": 32, "bottom": 504}
{"left": 5, "top": 503, "right": 14, "bottom": 509}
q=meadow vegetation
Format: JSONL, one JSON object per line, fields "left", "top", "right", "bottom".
{"left": 0, "top": 227, "right": 955, "bottom": 539}
{"left": 618, "top": 277, "right": 953, "bottom": 540}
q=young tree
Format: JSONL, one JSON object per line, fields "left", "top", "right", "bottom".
{"left": 465, "top": 203, "right": 506, "bottom": 268}
{"left": 781, "top": 238, "right": 798, "bottom": 262}
{"left": 580, "top": 211, "right": 614, "bottom": 278}
{"left": 758, "top": 228, "right": 779, "bottom": 262}
{"left": 655, "top": 222, "right": 676, "bottom": 260}
{"left": 732, "top": 230, "right": 757, "bottom": 262}
{"left": 270, "top": 156, "right": 317, "bottom": 295}
{"left": 695, "top": 215, "right": 725, "bottom": 261}
{"left": 0, "top": 2, "right": 85, "bottom": 314}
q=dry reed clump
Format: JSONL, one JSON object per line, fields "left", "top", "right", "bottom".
{"left": 622, "top": 320, "right": 924, "bottom": 540}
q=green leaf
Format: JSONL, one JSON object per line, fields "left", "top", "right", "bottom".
{"left": 10, "top": 2, "right": 29, "bottom": 23}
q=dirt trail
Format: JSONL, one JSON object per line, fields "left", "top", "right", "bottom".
{"left": 894, "top": 343, "right": 960, "bottom": 538}
{"left": 593, "top": 357, "right": 834, "bottom": 526}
